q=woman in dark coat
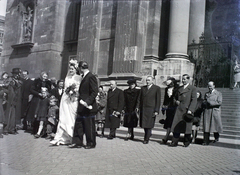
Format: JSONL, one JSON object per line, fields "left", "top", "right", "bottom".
{"left": 26, "top": 71, "right": 51, "bottom": 134}
{"left": 192, "top": 91, "right": 204, "bottom": 143}
{"left": 123, "top": 79, "right": 140, "bottom": 140}
{"left": 160, "top": 78, "right": 178, "bottom": 144}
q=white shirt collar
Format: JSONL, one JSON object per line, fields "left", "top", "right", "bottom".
{"left": 82, "top": 70, "right": 90, "bottom": 78}
{"left": 183, "top": 83, "right": 189, "bottom": 89}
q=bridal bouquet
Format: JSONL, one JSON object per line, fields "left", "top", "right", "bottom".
{"left": 65, "top": 83, "right": 78, "bottom": 101}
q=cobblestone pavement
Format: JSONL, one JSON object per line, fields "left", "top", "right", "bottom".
{"left": 0, "top": 125, "right": 240, "bottom": 175}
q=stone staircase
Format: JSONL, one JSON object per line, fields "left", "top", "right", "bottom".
{"left": 201, "top": 88, "right": 240, "bottom": 140}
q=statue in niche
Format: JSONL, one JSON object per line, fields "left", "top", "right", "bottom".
{"left": 22, "top": 6, "right": 34, "bottom": 42}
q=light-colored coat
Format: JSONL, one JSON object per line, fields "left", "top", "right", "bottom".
{"left": 203, "top": 90, "right": 223, "bottom": 133}
{"left": 171, "top": 84, "right": 197, "bottom": 134}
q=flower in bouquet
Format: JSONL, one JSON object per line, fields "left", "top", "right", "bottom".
{"left": 65, "top": 83, "right": 78, "bottom": 101}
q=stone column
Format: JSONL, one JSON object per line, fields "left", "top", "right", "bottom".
{"left": 188, "top": 0, "right": 206, "bottom": 44}
{"left": 77, "top": 0, "right": 103, "bottom": 74}
{"left": 160, "top": 0, "right": 194, "bottom": 85}
{"left": 109, "top": 0, "right": 148, "bottom": 79}
{"left": 144, "top": 0, "right": 162, "bottom": 60}
{"left": 165, "top": 0, "right": 190, "bottom": 60}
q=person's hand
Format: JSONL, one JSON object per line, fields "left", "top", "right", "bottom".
{"left": 161, "top": 107, "right": 166, "bottom": 115}
{"left": 115, "top": 111, "right": 120, "bottom": 115}
{"left": 135, "top": 108, "right": 139, "bottom": 113}
{"left": 175, "top": 100, "right": 180, "bottom": 105}
{"left": 187, "top": 110, "right": 192, "bottom": 115}
{"left": 34, "top": 114, "right": 37, "bottom": 118}
{"left": 28, "top": 94, "right": 33, "bottom": 102}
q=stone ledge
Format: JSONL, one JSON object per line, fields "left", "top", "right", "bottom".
{"left": 11, "top": 42, "right": 34, "bottom": 49}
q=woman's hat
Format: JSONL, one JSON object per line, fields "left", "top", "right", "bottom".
{"left": 11, "top": 68, "right": 21, "bottom": 74}
{"left": 127, "top": 79, "right": 136, "bottom": 85}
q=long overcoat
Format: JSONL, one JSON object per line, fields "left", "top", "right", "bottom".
{"left": 21, "top": 78, "right": 33, "bottom": 118}
{"left": 26, "top": 78, "right": 51, "bottom": 122}
{"left": 203, "top": 90, "right": 223, "bottom": 133}
{"left": 123, "top": 87, "right": 140, "bottom": 128}
{"left": 171, "top": 85, "right": 197, "bottom": 134}
{"left": 4, "top": 78, "right": 22, "bottom": 132}
{"left": 138, "top": 85, "right": 161, "bottom": 129}
{"left": 105, "top": 88, "right": 124, "bottom": 128}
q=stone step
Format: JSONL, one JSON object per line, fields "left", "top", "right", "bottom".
{"left": 106, "top": 125, "right": 240, "bottom": 144}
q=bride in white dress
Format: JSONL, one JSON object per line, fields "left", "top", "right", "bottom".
{"left": 50, "top": 60, "right": 81, "bottom": 145}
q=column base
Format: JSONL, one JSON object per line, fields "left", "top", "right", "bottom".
{"left": 165, "top": 53, "right": 189, "bottom": 61}
{"left": 158, "top": 59, "right": 195, "bottom": 86}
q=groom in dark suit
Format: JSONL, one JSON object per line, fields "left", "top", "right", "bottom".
{"left": 69, "top": 61, "right": 98, "bottom": 149}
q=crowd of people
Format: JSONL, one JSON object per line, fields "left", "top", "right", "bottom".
{"left": 0, "top": 60, "right": 223, "bottom": 148}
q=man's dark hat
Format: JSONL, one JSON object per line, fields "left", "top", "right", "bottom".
{"left": 79, "top": 61, "right": 88, "bottom": 69}
{"left": 11, "top": 68, "right": 22, "bottom": 74}
{"left": 127, "top": 79, "right": 136, "bottom": 85}
{"left": 159, "top": 119, "right": 165, "bottom": 124}
{"left": 182, "top": 113, "right": 194, "bottom": 123}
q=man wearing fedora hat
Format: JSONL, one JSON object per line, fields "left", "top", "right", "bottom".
{"left": 4, "top": 68, "right": 23, "bottom": 134}
{"left": 169, "top": 74, "right": 197, "bottom": 147}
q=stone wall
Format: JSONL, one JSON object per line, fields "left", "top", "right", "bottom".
{"left": 1, "top": 0, "right": 66, "bottom": 79}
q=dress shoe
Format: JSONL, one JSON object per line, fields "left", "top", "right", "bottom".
{"left": 9, "top": 131, "right": 18, "bottom": 135}
{"left": 183, "top": 142, "right": 190, "bottom": 147}
{"left": 169, "top": 142, "right": 178, "bottom": 147}
{"left": 99, "top": 134, "right": 104, "bottom": 138}
{"left": 124, "top": 133, "right": 131, "bottom": 141}
{"left": 143, "top": 140, "right": 149, "bottom": 144}
{"left": 3, "top": 132, "right": 8, "bottom": 135}
{"left": 160, "top": 139, "right": 168, "bottom": 145}
{"left": 68, "top": 143, "right": 82, "bottom": 148}
{"left": 45, "top": 135, "right": 52, "bottom": 140}
{"left": 34, "top": 134, "right": 40, "bottom": 138}
{"left": 85, "top": 145, "right": 95, "bottom": 149}
{"left": 202, "top": 142, "right": 209, "bottom": 146}
{"left": 107, "top": 136, "right": 114, "bottom": 140}
{"left": 212, "top": 139, "right": 219, "bottom": 143}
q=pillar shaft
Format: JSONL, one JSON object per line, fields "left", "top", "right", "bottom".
{"left": 110, "top": 0, "right": 148, "bottom": 78}
{"left": 188, "top": 0, "right": 206, "bottom": 44}
{"left": 166, "top": 0, "right": 190, "bottom": 60}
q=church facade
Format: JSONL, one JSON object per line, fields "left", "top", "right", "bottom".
{"left": 1, "top": 0, "right": 239, "bottom": 87}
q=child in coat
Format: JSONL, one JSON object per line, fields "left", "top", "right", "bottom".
{"left": 34, "top": 87, "right": 49, "bottom": 138}
{"left": 46, "top": 96, "right": 59, "bottom": 140}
